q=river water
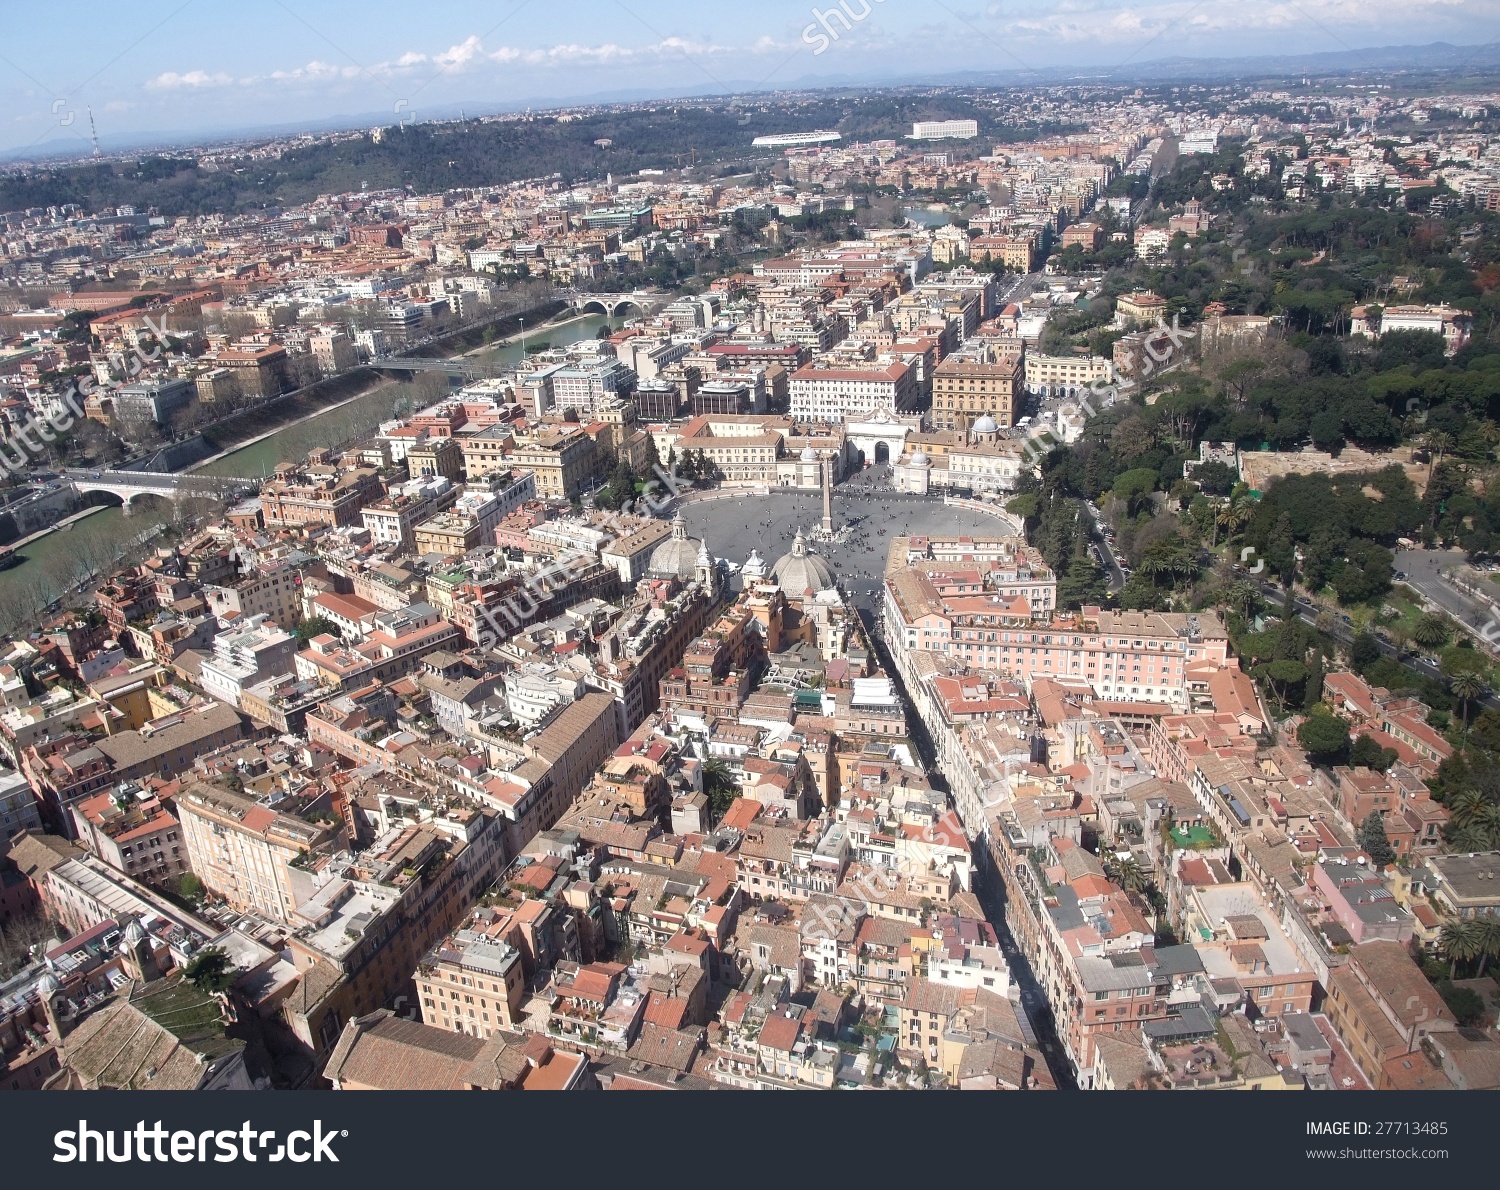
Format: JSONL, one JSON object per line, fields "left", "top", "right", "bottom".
{"left": 0, "top": 312, "right": 617, "bottom": 634}
{"left": 197, "top": 312, "right": 615, "bottom": 478}
{"left": 902, "top": 205, "right": 953, "bottom": 228}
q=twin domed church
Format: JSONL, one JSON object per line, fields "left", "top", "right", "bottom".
{"left": 645, "top": 512, "right": 836, "bottom": 596}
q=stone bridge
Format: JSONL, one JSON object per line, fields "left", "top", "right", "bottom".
{"left": 368, "top": 356, "right": 487, "bottom": 380}
{"left": 63, "top": 469, "right": 259, "bottom": 514}
{"left": 558, "top": 289, "right": 668, "bottom": 319}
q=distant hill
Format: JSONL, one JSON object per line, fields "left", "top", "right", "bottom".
{"left": 0, "top": 97, "right": 1044, "bottom": 218}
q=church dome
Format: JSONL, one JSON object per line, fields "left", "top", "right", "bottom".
{"left": 35, "top": 971, "right": 60, "bottom": 998}
{"left": 972, "top": 414, "right": 999, "bottom": 434}
{"left": 647, "top": 512, "right": 707, "bottom": 581}
{"left": 772, "top": 530, "right": 836, "bottom": 594}
{"left": 909, "top": 449, "right": 930, "bottom": 467}
{"left": 800, "top": 446, "right": 819, "bottom": 462}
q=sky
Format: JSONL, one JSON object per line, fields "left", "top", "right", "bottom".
{"left": 3, "top": 0, "right": 1500, "bottom": 154}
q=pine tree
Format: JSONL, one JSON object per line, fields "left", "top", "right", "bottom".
{"left": 1058, "top": 551, "right": 1106, "bottom": 610}
{"left": 1267, "top": 511, "right": 1297, "bottom": 585}
{"left": 1358, "top": 811, "right": 1396, "bottom": 867}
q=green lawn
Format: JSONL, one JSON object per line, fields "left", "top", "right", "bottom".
{"left": 1170, "top": 825, "right": 1220, "bottom": 850}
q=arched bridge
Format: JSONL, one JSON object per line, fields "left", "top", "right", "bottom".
{"left": 368, "top": 356, "right": 487, "bottom": 380}
{"left": 558, "top": 289, "right": 667, "bottom": 319}
{"left": 63, "top": 469, "right": 259, "bottom": 514}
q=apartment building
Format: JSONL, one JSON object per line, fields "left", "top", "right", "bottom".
{"left": 592, "top": 586, "right": 713, "bottom": 731}
{"left": 970, "top": 233, "right": 1040, "bottom": 272}
{"left": 309, "top": 330, "right": 358, "bottom": 376}
{"left": 260, "top": 465, "right": 384, "bottom": 530}
{"left": 69, "top": 789, "right": 188, "bottom": 888}
{"left": 884, "top": 583, "right": 1227, "bottom": 712}
{"left": 417, "top": 923, "right": 529, "bottom": 1036}
{"left": 507, "top": 432, "right": 597, "bottom": 501}
{"left": 1324, "top": 940, "right": 1456, "bottom": 1089}
{"left": 1115, "top": 291, "right": 1168, "bottom": 328}
{"left": 202, "top": 561, "right": 305, "bottom": 629}
{"left": 175, "top": 781, "right": 340, "bottom": 923}
{"left": 93, "top": 701, "right": 246, "bottom": 785}
{"left": 198, "top": 614, "right": 298, "bottom": 710}
{"left": 1024, "top": 353, "right": 1112, "bottom": 397}
{"left": 361, "top": 478, "right": 459, "bottom": 551}
{"left": 789, "top": 360, "right": 918, "bottom": 423}
{"left": 282, "top": 813, "right": 509, "bottom": 1063}
{"left": 931, "top": 347, "right": 1023, "bottom": 431}
{"left": 205, "top": 344, "right": 289, "bottom": 399}
{"left": 911, "top": 119, "right": 979, "bottom": 139}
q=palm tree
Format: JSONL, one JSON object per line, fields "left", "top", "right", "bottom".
{"left": 703, "top": 759, "right": 739, "bottom": 823}
{"left": 1440, "top": 918, "right": 1485, "bottom": 980}
{"left": 1424, "top": 429, "right": 1455, "bottom": 484}
{"left": 1449, "top": 670, "right": 1487, "bottom": 733}
{"left": 1228, "top": 581, "right": 1259, "bottom": 622}
{"left": 1216, "top": 499, "right": 1252, "bottom": 544}
{"left": 1137, "top": 554, "right": 1173, "bottom": 587}
{"left": 1412, "top": 613, "right": 1451, "bottom": 650}
{"left": 1475, "top": 916, "right": 1500, "bottom": 979}
{"left": 1111, "top": 857, "right": 1147, "bottom": 893}
{"left": 1447, "top": 789, "right": 1492, "bottom": 831}
{"left": 1477, "top": 804, "right": 1500, "bottom": 851}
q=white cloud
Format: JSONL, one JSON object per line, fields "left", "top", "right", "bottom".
{"left": 379, "top": 34, "right": 766, "bottom": 75}
{"left": 991, "top": 0, "right": 1481, "bottom": 44}
{"left": 145, "top": 70, "right": 233, "bottom": 90}
{"left": 267, "top": 60, "right": 364, "bottom": 83}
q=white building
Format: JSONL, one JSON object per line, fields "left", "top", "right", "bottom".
{"left": 789, "top": 360, "right": 918, "bottom": 423}
{"left": 911, "top": 120, "right": 979, "bottom": 140}
{"left": 198, "top": 615, "right": 297, "bottom": 710}
{"left": 1025, "top": 353, "right": 1112, "bottom": 398}
{"left": 504, "top": 665, "right": 584, "bottom": 729}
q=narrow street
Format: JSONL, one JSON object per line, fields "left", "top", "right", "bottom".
{"left": 857, "top": 604, "right": 1078, "bottom": 1090}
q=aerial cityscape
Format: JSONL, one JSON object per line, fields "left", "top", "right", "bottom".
{"left": 5, "top": 9, "right": 1500, "bottom": 1104}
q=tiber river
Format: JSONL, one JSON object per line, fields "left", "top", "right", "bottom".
{"left": 0, "top": 313, "right": 616, "bottom": 637}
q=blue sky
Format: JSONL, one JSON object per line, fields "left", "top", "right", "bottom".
{"left": 3, "top": 0, "right": 1498, "bottom": 153}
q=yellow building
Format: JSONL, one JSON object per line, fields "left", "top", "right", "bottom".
{"left": 932, "top": 351, "right": 1023, "bottom": 430}
{"left": 508, "top": 431, "right": 597, "bottom": 500}
{"left": 175, "top": 781, "right": 339, "bottom": 923}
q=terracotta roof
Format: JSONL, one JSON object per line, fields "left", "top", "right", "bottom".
{"left": 323, "top": 1012, "right": 484, "bottom": 1090}
{"left": 757, "top": 1008, "right": 802, "bottom": 1052}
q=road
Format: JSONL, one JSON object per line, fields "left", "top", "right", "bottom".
{"left": 1248, "top": 573, "right": 1500, "bottom": 711}
{"left": 1081, "top": 498, "right": 1126, "bottom": 592}
{"left": 60, "top": 468, "right": 254, "bottom": 492}
{"left": 1395, "top": 546, "right": 1500, "bottom": 639}
{"left": 997, "top": 271, "right": 1042, "bottom": 308}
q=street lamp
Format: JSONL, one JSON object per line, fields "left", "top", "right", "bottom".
{"left": 518, "top": 316, "right": 526, "bottom": 357}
